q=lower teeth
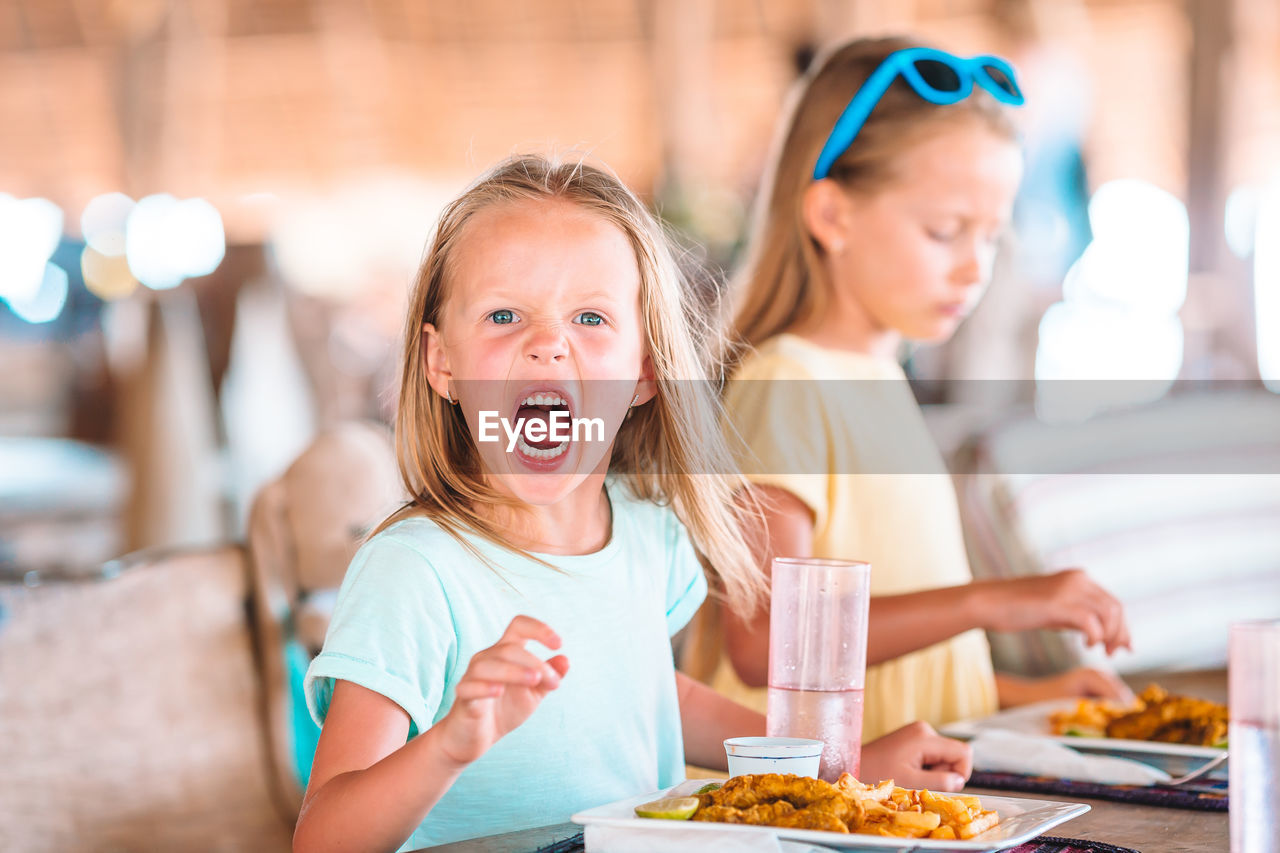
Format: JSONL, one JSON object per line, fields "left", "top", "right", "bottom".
{"left": 516, "top": 437, "right": 569, "bottom": 460}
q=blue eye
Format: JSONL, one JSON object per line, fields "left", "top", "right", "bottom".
{"left": 488, "top": 309, "right": 516, "bottom": 325}
{"left": 575, "top": 312, "right": 604, "bottom": 326}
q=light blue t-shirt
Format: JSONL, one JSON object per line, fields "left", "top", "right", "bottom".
{"left": 304, "top": 479, "right": 707, "bottom": 850}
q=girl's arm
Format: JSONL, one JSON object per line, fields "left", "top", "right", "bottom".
{"left": 675, "top": 671, "right": 766, "bottom": 769}
{"left": 294, "top": 616, "right": 570, "bottom": 853}
{"left": 294, "top": 680, "right": 464, "bottom": 853}
{"left": 994, "top": 668, "right": 1134, "bottom": 707}
{"left": 722, "top": 486, "right": 813, "bottom": 686}
{"left": 724, "top": 486, "right": 1131, "bottom": 687}
{"left": 675, "top": 673, "right": 971, "bottom": 791}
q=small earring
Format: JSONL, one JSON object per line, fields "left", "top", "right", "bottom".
{"left": 446, "top": 388, "right": 456, "bottom": 405}
{"left": 630, "top": 394, "right": 639, "bottom": 408}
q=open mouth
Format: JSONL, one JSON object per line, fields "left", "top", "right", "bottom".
{"left": 512, "top": 390, "right": 573, "bottom": 461}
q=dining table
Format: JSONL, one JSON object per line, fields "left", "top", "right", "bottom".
{"left": 415, "top": 670, "right": 1229, "bottom": 853}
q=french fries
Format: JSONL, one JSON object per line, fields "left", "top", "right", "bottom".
{"left": 837, "top": 775, "right": 1001, "bottom": 840}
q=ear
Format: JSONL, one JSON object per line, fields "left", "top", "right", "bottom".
{"left": 801, "top": 179, "right": 855, "bottom": 256}
{"left": 631, "top": 352, "right": 657, "bottom": 407}
{"left": 421, "top": 322, "right": 453, "bottom": 402}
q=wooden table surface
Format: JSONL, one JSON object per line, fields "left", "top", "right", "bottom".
{"left": 419, "top": 670, "right": 1230, "bottom": 852}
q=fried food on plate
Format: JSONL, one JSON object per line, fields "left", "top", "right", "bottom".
{"left": 1050, "top": 684, "right": 1229, "bottom": 747}
{"left": 693, "top": 774, "right": 859, "bottom": 832}
{"left": 682, "top": 772, "right": 999, "bottom": 840}
{"left": 838, "top": 775, "right": 1000, "bottom": 840}
{"left": 698, "top": 772, "right": 845, "bottom": 810}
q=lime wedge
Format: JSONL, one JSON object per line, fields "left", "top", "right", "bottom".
{"left": 634, "top": 796, "right": 700, "bottom": 820}
{"left": 693, "top": 782, "right": 722, "bottom": 795}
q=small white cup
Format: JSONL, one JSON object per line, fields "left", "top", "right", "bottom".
{"left": 724, "top": 736, "right": 823, "bottom": 778}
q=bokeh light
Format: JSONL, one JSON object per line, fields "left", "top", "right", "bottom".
{"left": 81, "top": 192, "right": 136, "bottom": 257}
{"left": 1036, "top": 179, "right": 1190, "bottom": 420}
{"left": 271, "top": 174, "right": 455, "bottom": 302}
{"left": 1066, "top": 179, "right": 1190, "bottom": 313}
{"left": 0, "top": 195, "right": 64, "bottom": 305}
{"left": 125, "top": 194, "right": 226, "bottom": 290}
{"left": 5, "top": 263, "right": 70, "bottom": 324}
{"left": 82, "top": 246, "right": 139, "bottom": 301}
{"left": 1225, "top": 184, "right": 1259, "bottom": 259}
{"left": 1256, "top": 180, "right": 1280, "bottom": 392}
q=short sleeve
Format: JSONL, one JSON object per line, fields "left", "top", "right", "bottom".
{"left": 723, "top": 357, "right": 833, "bottom": 533}
{"left": 304, "top": 532, "right": 456, "bottom": 738}
{"left": 664, "top": 511, "right": 708, "bottom": 636}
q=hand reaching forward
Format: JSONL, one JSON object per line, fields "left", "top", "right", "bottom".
{"left": 978, "top": 569, "right": 1131, "bottom": 655}
{"left": 997, "top": 666, "right": 1135, "bottom": 708}
{"left": 859, "top": 721, "right": 973, "bottom": 792}
{"left": 436, "top": 615, "right": 570, "bottom": 768}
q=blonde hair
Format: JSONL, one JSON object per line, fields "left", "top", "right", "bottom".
{"left": 732, "top": 36, "right": 1021, "bottom": 353}
{"left": 378, "top": 154, "right": 765, "bottom": 616}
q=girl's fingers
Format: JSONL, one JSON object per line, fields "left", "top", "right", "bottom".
{"left": 455, "top": 680, "right": 503, "bottom": 702}
{"left": 490, "top": 645, "right": 567, "bottom": 690}
{"left": 1087, "top": 592, "right": 1127, "bottom": 654}
{"left": 465, "top": 649, "right": 566, "bottom": 692}
{"left": 485, "top": 643, "right": 556, "bottom": 675}
{"left": 500, "top": 615, "right": 563, "bottom": 651}
{"left": 465, "top": 658, "right": 547, "bottom": 687}
{"left": 546, "top": 654, "right": 570, "bottom": 679}
{"left": 912, "top": 769, "right": 967, "bottom": 792}
{"left": 1087, "top": 668, "right": 1135, "bottom": 703}
{"left": 1069, "top": 609, "right": 1104, "bottom": 647}
{"left": 1086, "top": 612, "right": 1105, "bottom": 648}
{"left": 920, "top": 735, "right": 973, "bottom": 781}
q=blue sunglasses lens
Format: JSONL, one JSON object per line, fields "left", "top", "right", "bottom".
{"left": 979, "top": 62, "right": 1020, "bottom": 98}
{"left": 912, "top": 58, "right": 962, "bottom": 93}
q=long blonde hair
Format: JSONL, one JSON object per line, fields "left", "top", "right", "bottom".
{"left": 732, "top": 36, "right": 1020, "bottom": 355}
{"left": 379, "top": 154, "right": 765, "bottom": 616}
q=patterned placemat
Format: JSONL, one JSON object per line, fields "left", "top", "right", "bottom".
{"left": 969, "top": 770, "right": 1228, "bottom": 812}
{"left": 533, "top": 831, "right": 1140, "bottom": 853}
{"left": 1001, "top": 838, "right": 1140, "bottom": 853}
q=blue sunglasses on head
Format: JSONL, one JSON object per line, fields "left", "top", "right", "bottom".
{"left": 812, "top": 47, "right": 1025, "bottom": 181}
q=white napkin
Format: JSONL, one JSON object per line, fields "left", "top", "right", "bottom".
{"left": 970, "top": 730, "right": 1171, "bottom": 786}
{"left": 584, "top": 823, "right": 784, "bottom": 853}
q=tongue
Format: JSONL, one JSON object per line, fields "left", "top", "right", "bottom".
{"left": 516, "top": 406, "right": 559, "bottom": 450}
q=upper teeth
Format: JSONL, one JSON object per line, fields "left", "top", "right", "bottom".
{"left": 523, "top": 394, "right": 566, "bottom": 407}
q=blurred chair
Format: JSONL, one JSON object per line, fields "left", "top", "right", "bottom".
{"left": 246, "top": 420, "right": 402, "bottom": 812}
{"left": 957, "top": 389, "right": 1280, "bottom": 677}
{"left": 0, "top": 547, "right": 293, "bottom": 852}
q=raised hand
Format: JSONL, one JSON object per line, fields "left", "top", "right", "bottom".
{"left": 435, "top": 615, "right": 571, "bottom": 767}
{"left": 979, "top": 569, "right": 1131, "bottom": 655}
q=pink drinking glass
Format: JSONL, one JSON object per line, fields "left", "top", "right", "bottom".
{"left": 765, "top": 557, "right": 871, "bottom": 782}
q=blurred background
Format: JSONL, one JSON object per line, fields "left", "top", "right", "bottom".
{"left": 3, "top": 0, "right": 1279, "bottom": 559}
{"left": 1, "top": 1, "right": 1278, "bottom": 849}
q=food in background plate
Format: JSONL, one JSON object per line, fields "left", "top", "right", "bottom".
{"left": 664, "top": 772, "right": 1000, "bottom": 840}
{"left": 1050, "top": 684, "right": 1229, "bottom": 747}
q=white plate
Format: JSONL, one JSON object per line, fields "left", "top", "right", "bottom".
{"left": 940, "top": 698, "right": 1227, "bottom": 759}
{"left": 572, "top": 788, "right": 1089, "bottom": 852}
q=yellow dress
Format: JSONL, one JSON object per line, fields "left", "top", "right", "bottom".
{"left": 712, "top": 333, "right": 998, "bottom": 741}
